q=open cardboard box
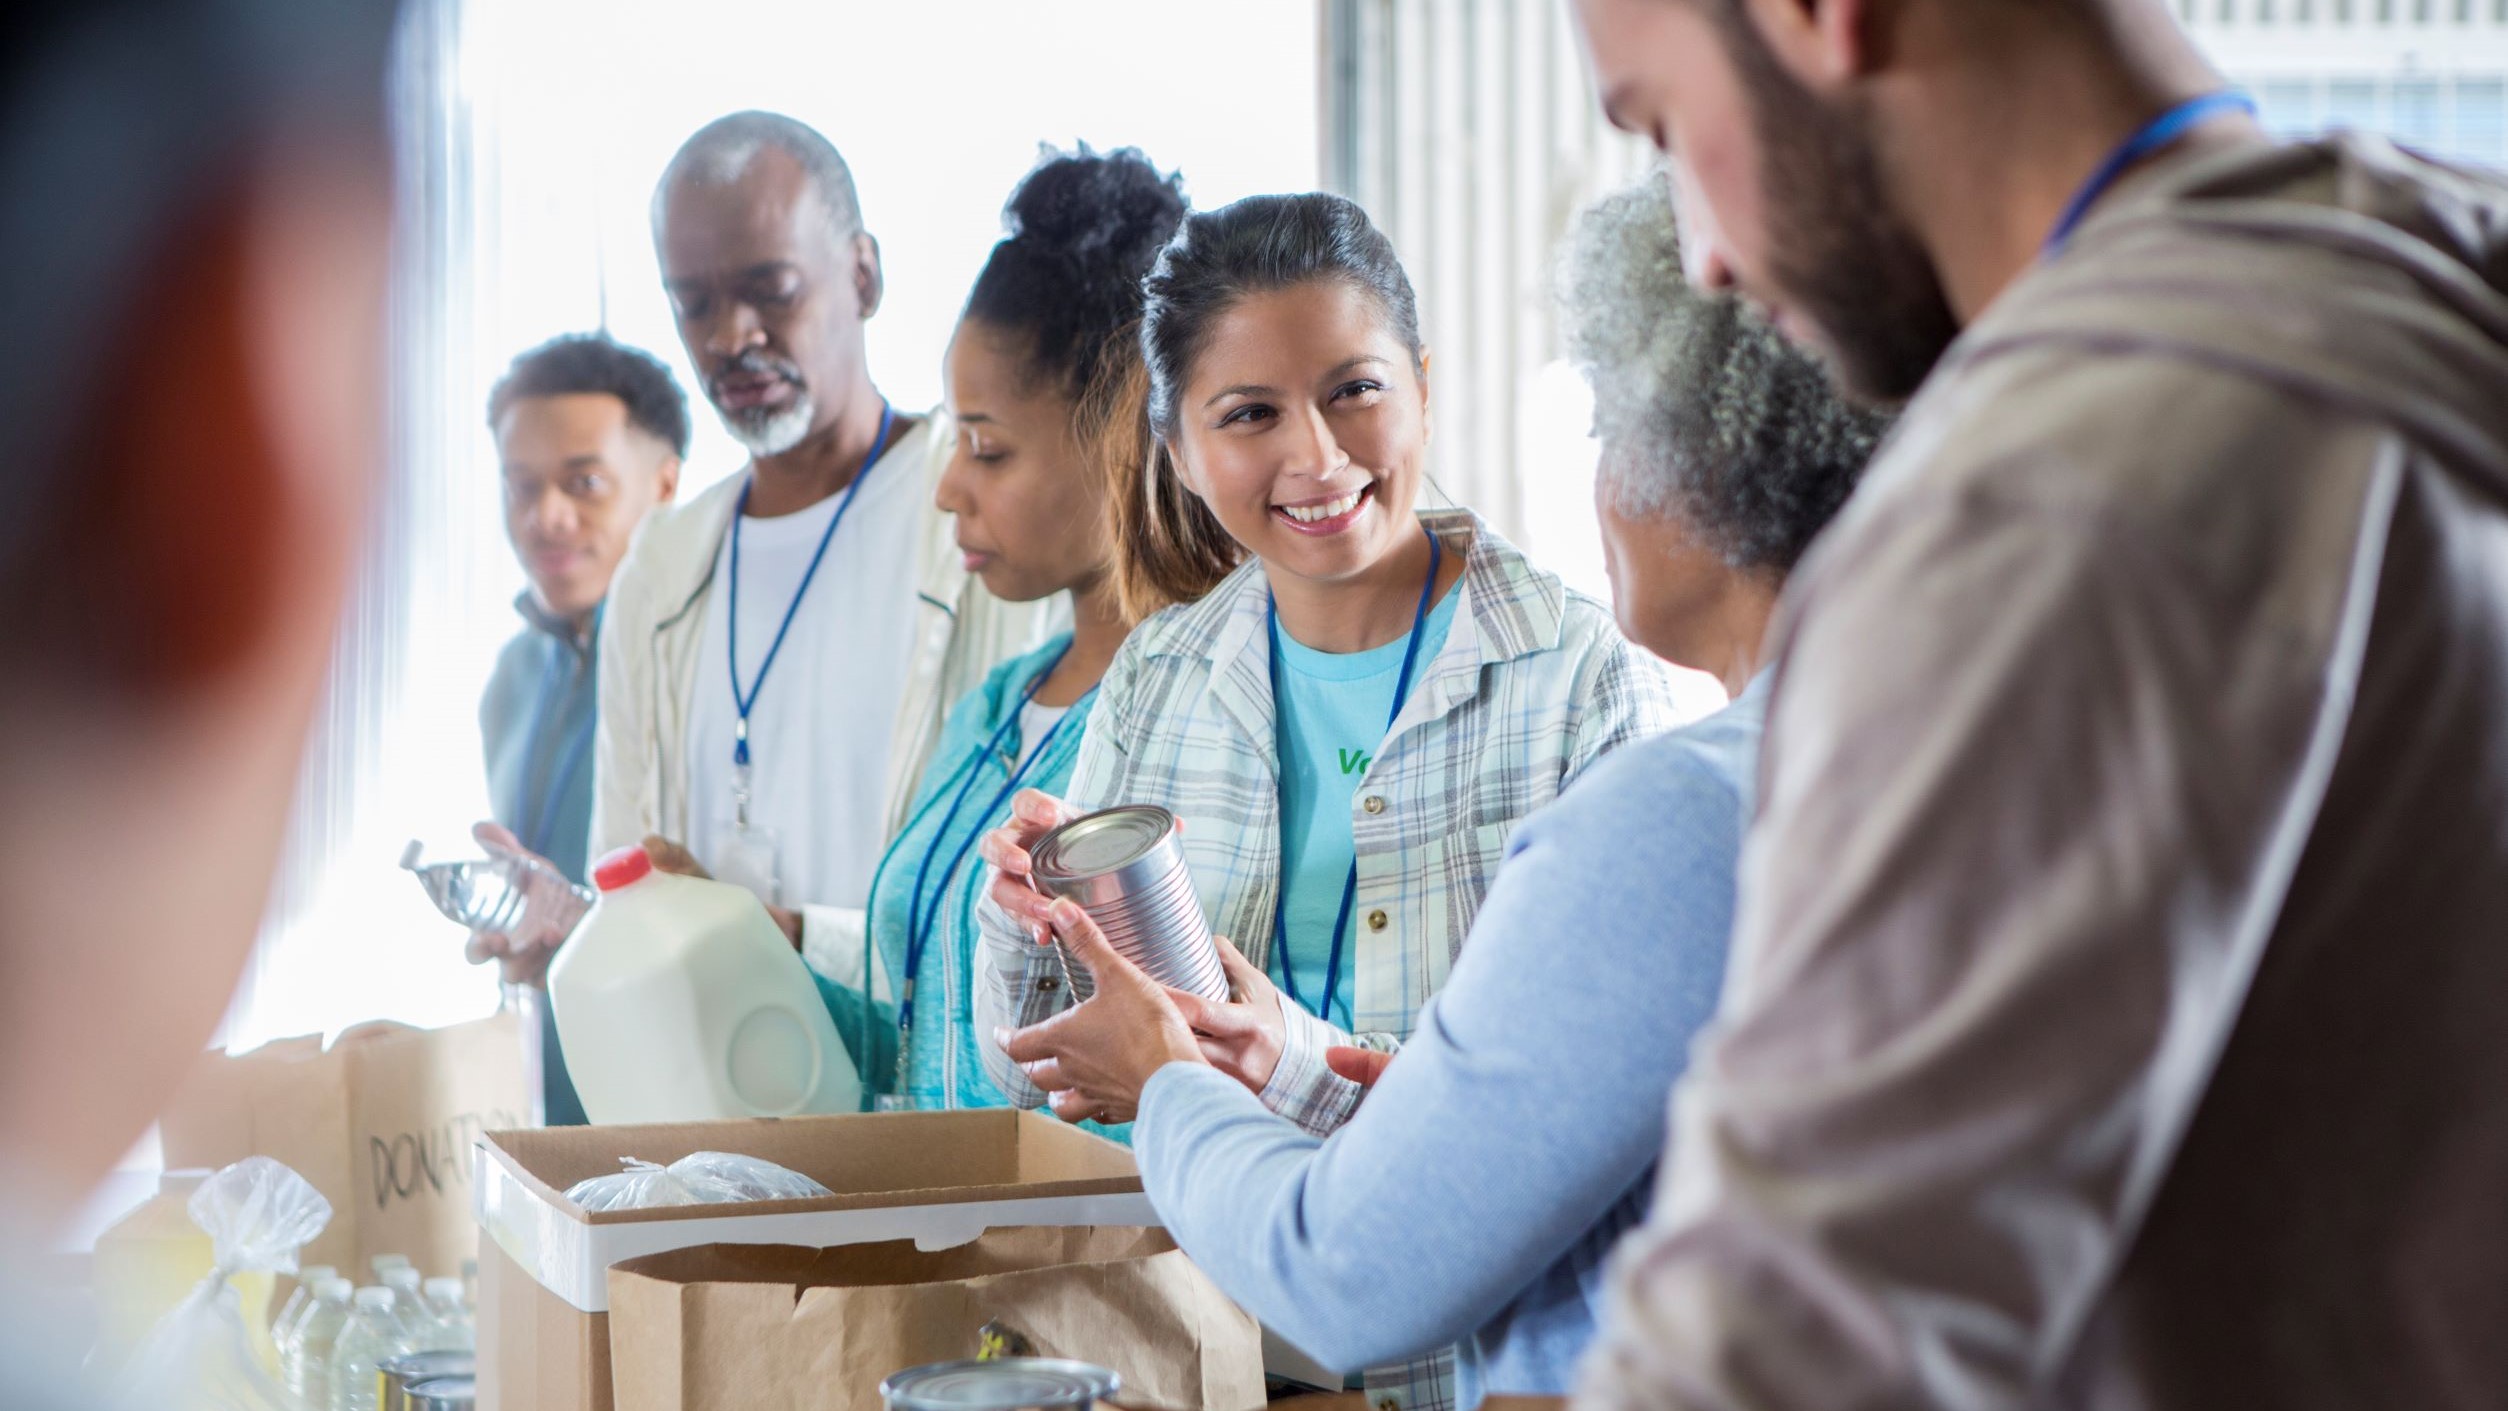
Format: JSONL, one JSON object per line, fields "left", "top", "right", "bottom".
{"left": 474, "top": 1109, "right": 1156, "bottom": 1411}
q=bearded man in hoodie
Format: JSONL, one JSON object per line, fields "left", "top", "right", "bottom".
{"left": 1566, "top": 1, "right": 2508, "bottom": 1408}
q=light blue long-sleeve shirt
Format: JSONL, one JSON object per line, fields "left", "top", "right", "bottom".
{"left": 1134, "top": 677, "right": 1765, "bottom": 1407}
{"left": 480, "top": 592, "right": 599, "bottom": 1127}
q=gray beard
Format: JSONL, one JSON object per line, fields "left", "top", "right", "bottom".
{"left": 720, "top": 393, "right": 816, "bottom": 458}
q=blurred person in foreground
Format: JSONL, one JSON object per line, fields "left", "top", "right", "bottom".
{"left": 993, "top": 177, "right": 1887, "bottom": 1407}
{"left": 1568, "top": 0, "right": 2508, "bottom": 1405}
{"left": 0, "top": 0, "right": 397, "bottom": 1398}
{"left": 464, "top": 334, "right": 686, "bottom": 1125}
{"left": 587, "top": 111, "right": 1056, "bottom": 994}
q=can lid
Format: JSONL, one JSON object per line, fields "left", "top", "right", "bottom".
{"left": 1033, "top": 806, "right": 1175, "bottom": 884}
{"left": 881, "top": 1359, "right": 1120, "bottom": 1411}
{"left": 592, "top": 844, "right": 653, "bottom": 892}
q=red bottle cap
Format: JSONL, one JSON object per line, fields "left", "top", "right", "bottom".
{"left": 592, "top": 845, "right": 653, "bottom": 892}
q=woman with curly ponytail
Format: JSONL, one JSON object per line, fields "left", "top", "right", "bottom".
{"left": 820, "top": 145, "right": 1185, "bottom": 1120}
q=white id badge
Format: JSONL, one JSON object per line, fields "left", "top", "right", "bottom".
{"left": 714, "top": 821, "right": 781, "bottom": 906}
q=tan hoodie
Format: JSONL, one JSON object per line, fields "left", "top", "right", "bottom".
{"left": 1578, "top": 135, "right": 2508, "bottom": 1411}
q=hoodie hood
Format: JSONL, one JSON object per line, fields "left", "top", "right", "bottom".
{"left": 1952, "top": 134, "right": 2508, "bottom": 506}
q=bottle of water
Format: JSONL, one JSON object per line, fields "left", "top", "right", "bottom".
{"left": 369, "top": 1253, "right": 410, "bottom": 1284}
{"left": 402, "top": 840, "right": 594, "bottom": 945}
{"left": 273, "top": 1264, "right": 337, "bottom": 1361}
{"left": 379, "top": 1266, "right": 428, "bottom": 1344}
{"left": 329, "top": 1286, "right": 412, "bottom": 1411}
{"left": 283, "top": 1278, "right": 354, "bottom": 1408}
{"left": 420, "top": 1276, "right": 472, "bottom": 1352}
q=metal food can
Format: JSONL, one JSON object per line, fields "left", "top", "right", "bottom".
{"left": 405, "top": 1374, "right": 476, "bottom": 1411}
{"left": 1030, "top": 805, "right": 1226, "bottom": 1002}
{"left": 380, "top": 1352, "right": 475, "bottom": 1411}
{"left": 881, "top": 1357, "right": 1121, "bottom": 1411}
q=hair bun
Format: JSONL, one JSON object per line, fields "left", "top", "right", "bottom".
{"left": 1004, "top": 144, "right": 1187, "bottom": 263}
{"left": 963, "top": 145, "right": 1188, "bottom": 406}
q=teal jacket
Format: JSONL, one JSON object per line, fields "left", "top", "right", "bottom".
{"left": 817, "top": 633, "right": 1122, "bottom": 1135}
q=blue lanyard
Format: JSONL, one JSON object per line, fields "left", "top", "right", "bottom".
{"left": 727, "top": 400, "right": 895, "bottom": 773}
{"left": 2043, "top": 91, "right": 2257, "bottom": 254}
{"left": 1266, "top": 528, "right": 1443, "bottom": 1027}
{"left": 517, "top": 605, "right": 599, "bottom": 860}
{"left": 896, "top": 644, "right": 1091, "bottom": 1042}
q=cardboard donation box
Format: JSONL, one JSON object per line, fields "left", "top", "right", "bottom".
{"left": 608, "top": 1228, "right": 1263, "bottom": 1411}
{"left": 475, "top": 1109, "right": 1166, "bottom": 1411}
{"left": 160, "top": 1012, "right": 528, "bottom": 1280}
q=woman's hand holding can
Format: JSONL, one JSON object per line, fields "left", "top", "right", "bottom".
{"left": 1168, "top": 938, "right": 1289, "bottom": 1092}
{"left": 981, "top": 789, "right": 1085, "bottom": 942}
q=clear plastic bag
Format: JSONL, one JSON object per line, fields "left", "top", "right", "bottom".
{"left": 112, "top": 1155, "right": 333, "bottom": 1410}
{"left": 563, "top": 1151, "right": 832, "bottom": 1212}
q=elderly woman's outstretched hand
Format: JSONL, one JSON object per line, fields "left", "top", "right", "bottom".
{"left": 995, "top": 896, "right": 1206, "bottom": 1125}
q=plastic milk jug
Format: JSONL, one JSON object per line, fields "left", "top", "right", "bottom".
{"left": 549, "top": 845, "right": 861, "bottom": 1123}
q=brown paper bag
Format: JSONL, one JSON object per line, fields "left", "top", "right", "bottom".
{"left": 160, "top": 1012, "right": 529, "bottom": 1278}
{"left": 607, "top": 1227, "right": 1264, "bottom": 1411}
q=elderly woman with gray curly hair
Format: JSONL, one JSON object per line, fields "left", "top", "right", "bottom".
{"left": 989, "top": 176, "right": 1890, "bottom": 1407}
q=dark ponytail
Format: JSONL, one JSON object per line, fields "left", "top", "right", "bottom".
{"left": 1093, "top": 352, "right": 1239, "bottom": 622}
{"left": 1121, "top": 193, "right": 1425, "bottom": 613}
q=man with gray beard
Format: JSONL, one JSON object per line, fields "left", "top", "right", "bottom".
{"left": 588, "top": 112, "right": 1054, "bottom": 997}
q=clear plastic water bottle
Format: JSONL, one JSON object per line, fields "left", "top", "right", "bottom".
{"left": 380, "top": 1266, "right": 428, "bottom": 1344}
{"left": 283, "top": 1277, "right": 354, "bottom": 1408}
{"left": 330, "top": 1286, "right": 412, "bottom": 1411}
{"left": 421, "top": 1276, "right": 472, "bottom": 1352}
{"left": 368, "top": 1253, "right": 411, "bottom": 1306}
{"left": 402, "top": 839, "right": 594, "bottom": 945}
{"left": 273, "top": 1264, "right": 337, "bottom": 1360}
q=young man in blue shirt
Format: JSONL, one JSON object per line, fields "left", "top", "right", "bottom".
{"left": 468, "top": 334, "right": 685, "bottom": 1123}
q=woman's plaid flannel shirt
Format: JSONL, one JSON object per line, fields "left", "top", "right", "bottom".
{"left": 976, "top": 510, "right": 1681, "bottom": 1130}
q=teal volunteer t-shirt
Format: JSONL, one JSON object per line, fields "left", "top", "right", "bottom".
{"left": 1270, "top": 582, "right": 1461, "bottom": 1028}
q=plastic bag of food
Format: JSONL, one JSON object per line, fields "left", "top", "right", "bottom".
{"left": 564, "top": 1151, "right": 832, "bottom": 1212}
{"left": 112, "top": 1155, "right": 332, "bottom": 1410}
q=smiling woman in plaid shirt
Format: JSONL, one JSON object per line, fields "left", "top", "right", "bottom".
{"left": 972, "top": 192, "right": 1682, "bottom": 1411}
{"left": 989, "top": 178, "right": 1892, "bottom": 1411}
